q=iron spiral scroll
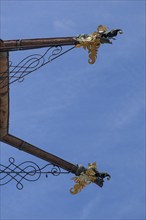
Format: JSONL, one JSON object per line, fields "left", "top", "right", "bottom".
{"left": 0, "top": 157, "right": 70, "bottom": 190}
{"left": 0, "top": 45, "right": 75, "bottom": 89}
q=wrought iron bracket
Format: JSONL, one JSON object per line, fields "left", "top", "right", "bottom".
{"left": 0, "top": 157, "right": 69, "bottom": 190}
{"left": 0, "top": 26, "right": 118, "bottom": 192}
{"left": 0, "top": 45, "right": 75, "bottom": 89}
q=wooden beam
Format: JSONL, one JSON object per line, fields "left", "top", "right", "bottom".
{"left": 0, "top": 37, "right": 77, "bottom": 52}
{"left": 2, "top": 134, "right": 78, "bottom": 174}
{"left": 0, "top": 46, "right": 79, "bottom": 175}
{"left": 0, "top": 52, "right": 9, "bottom": 139}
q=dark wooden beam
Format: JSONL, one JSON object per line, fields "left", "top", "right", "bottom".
{"left": 0, "top": 52, "right": 9, "bottom": 138}
{"left": 2, "top": 134, "right": 78, "bottom": 174}
{"left": 0, "top": 37, "right": 77, "bottom": 52}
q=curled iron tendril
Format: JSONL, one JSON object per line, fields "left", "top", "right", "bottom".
{"left": 0, "top": 157, "right": 69, "bottom": 190}
{"left": 0, "top": 46, "right": 75, "bottom": 89}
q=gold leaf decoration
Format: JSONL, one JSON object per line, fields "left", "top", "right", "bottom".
{"left": 70, "top": 162, "right": 97, "bottom": 195}
{"left": 75, "top": 25, "right": 108, "bottom": 64}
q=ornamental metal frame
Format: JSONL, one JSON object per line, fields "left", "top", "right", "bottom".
{"left": 0, "top": 25, "right": 122, "bottom": 193}
{"left": 0, "top": 157, "right": 69, "bottom": 190}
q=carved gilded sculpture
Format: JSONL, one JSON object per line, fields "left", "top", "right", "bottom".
{"left": 75, "top": 25, "right": 123, "bottom": 64}
{"left": 70, "top": 162, "right": 111, "bottom": 194}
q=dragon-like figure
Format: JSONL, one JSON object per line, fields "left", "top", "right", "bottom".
{"left": 70, "top": 162, "right": 111, "bottom": 195}
{"left": 75, "top": 25, "right": 123, "bottom": 64}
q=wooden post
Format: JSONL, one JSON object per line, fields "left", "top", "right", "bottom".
{"left": 0, "top": 52, "right": 9, "bottom": 139}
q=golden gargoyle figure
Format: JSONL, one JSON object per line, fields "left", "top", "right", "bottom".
{"left": 75, "top": 25, "right": 123, "bottom": 64}
{"left": 70, "top": 162, "right": 111, "bottom": 195}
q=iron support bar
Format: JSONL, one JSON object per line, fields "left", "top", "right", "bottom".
{"left": 0, "top": 37, "right": 77, "bottom": 52}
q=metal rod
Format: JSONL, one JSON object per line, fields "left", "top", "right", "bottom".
{"left": 2, "top": 134, "right": 78, "bottom": 174}
{"left": 0, "top": 37, "right": 77, "bottom": 52}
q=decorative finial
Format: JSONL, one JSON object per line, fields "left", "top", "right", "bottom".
{"left": 75, "top": 25, "right": 123, "bottom": 64}
{"left": 70, "top": 162, "right": 111, "bottom": 195}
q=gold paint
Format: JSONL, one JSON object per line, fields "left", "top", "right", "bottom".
{"left": 70, "top": 162, "right": 97, "bottom": 195}
{"left": 75, "top": 25, "right": 108, "bottom": 64}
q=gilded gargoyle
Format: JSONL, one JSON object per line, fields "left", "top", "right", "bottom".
{"left": 75, "top": 25, "right": 123, "bottom": 64}
{"left": 70, "top": 162, "right": 111, "bottom": 195}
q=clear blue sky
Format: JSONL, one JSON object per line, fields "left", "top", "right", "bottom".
{"left": 0, "top": 1, "right": 145, "bottom": 219}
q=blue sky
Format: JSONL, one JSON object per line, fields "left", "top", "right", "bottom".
{"left": 0, "top": 0, "right": 145, "bottom": 219}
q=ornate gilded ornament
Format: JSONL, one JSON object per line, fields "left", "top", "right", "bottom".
{"left": 70, "top": 162, "right": 111, "bottom": 195}
{"left": 75, "top": 25, "right": 123, "bottom": 64}
{"left": 75, "top": 33, "right": 101, "bottom": 64}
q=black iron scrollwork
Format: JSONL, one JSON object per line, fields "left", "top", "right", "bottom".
{"left": 0, "top": 46, "right": 75, "bottom": 89}
{"left": 0, "top": 157, "right": 69, "bottom": 190}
